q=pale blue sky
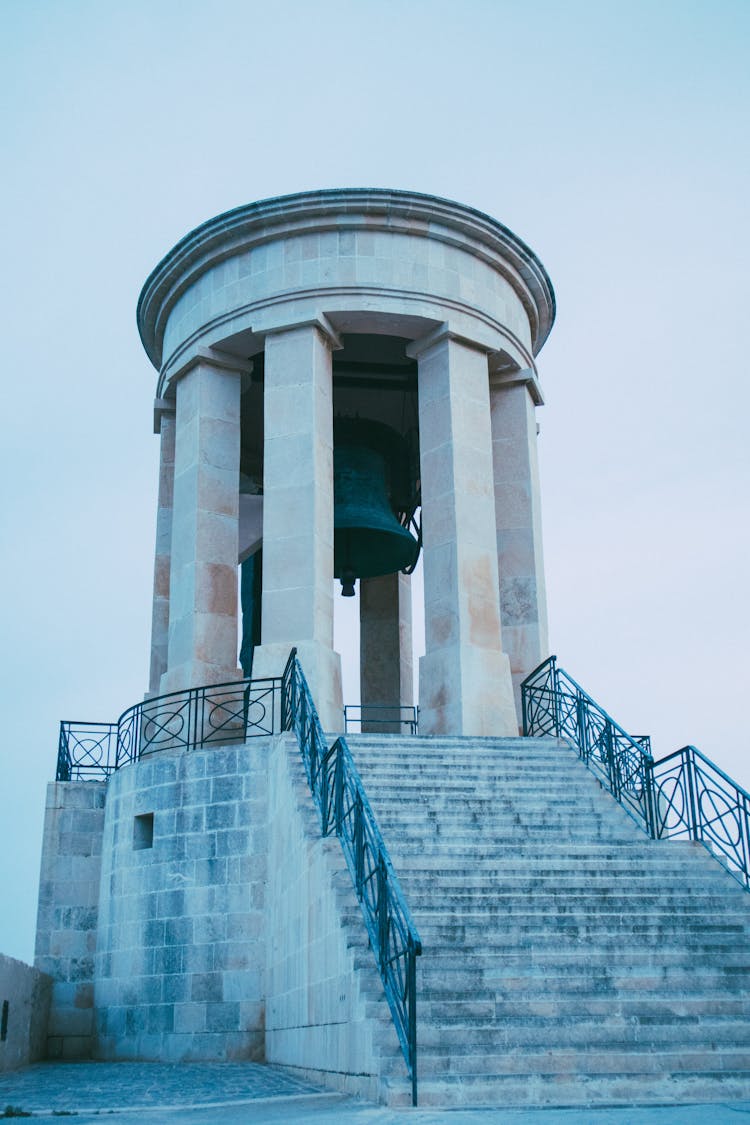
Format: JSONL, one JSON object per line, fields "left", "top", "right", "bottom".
{"left": 1, "top": 0, "right": 748, "bottom": 962}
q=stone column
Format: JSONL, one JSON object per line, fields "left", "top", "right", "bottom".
{"left": 408, "top": 330, "right": 517, "bottom": 736}
{"left": 490, "top": 370, "right": 550, "bottom": 717}
{"left": 148, "top": 400, "right": 175, "bottom": 695}
{"left": 161, "top": 353, "right": 244, "bottom": 693}
{"left": 360, "top": 572, "right": 413, "bottom": 732}
{"left": 252, "top": 321, "right": 343, "bottom": 730}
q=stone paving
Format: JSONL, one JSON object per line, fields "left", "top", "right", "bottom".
{"left": 0, "top": 1060, "right": 327, "bottom": 1114}
{"left": 2, "top": 1063, "right": 750, "bottom": 1123}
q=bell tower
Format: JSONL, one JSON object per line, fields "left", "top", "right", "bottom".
{"left": 138, "top": 189, "right": 555, "bottom": 735}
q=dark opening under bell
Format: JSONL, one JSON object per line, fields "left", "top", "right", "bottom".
{"left": 333, "top": 419, "right": 420, "bottom": 596}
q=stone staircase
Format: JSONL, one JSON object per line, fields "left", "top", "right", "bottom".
{"left": 343, "top": 734, "right": 750, "bottom": 1108}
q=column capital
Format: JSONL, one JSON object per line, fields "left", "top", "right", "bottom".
{"left": 263, "top": 313, "right": 343, "bottom": 352}
{"left": 406, "top": 323, "right": 493, "bottom": 362}
{"left": 153, "top": 397, "right": 175, "bottom": 435}
{"left": 168, "top": 346, "right": 254, "bottom": 387}
{"left": 489, "top": 366, "right": 544, "bottom": 407}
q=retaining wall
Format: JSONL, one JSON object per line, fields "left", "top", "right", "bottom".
{"left": 0, "top": 954, "right": 52, "bottom": 1071}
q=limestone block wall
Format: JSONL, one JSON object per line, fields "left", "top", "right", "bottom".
{"left": 94, "top": 744, "right": 269, "bottom": 1062}
{"left": 34, "top": 780, "right": 106, "bottom": 1058}
{"left": 265, "top": 733, "right": 389, "bottom": 1100}
{"left": 0, "top": 955, "right": 52, "bottom": 1072}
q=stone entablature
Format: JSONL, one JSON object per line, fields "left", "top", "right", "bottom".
{"left": 137, "top": 189, "right": 555, "bottom": 394}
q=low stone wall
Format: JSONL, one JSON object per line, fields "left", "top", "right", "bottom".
{"left": 34, "top": 781, "right": 106, "bottom": 1059}
{"left": 0, "top": 954, "right": 52, "bottom": 1072}
{"left": 33, "top": 734, "right": 396, "bottom": 1091}
{"left": 94, "top": 742, "right": 269, "bottom": 1061}
{"left": 265, "top": 733, "right": 386, "bottom": 1100}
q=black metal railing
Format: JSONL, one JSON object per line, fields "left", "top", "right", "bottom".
{"left": 57, "top": 677, "right": 282, "bottom": 781}
{"left": 57, "top": 721, "right": 118, "bottom": 781}
{"left": 281, "top": 649, "right": 422, "bottom": 1106}
{"left": 522, "top": 655, "right": 750, "bottom": 890}
{"left": 343, "top": 704, "right": 419, "bottom": 735}
{"left": 651, "top": 744, "right": 750, "bottom": 888}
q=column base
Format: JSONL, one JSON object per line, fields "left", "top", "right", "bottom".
{"left": 252, "top": 641, "right": 344, "bottom": 734}
{"left": 419, "top": 647, "right": 519, "bottom": 737}
{"left": 160, "top": 660, "right": 242, "bottom": 696}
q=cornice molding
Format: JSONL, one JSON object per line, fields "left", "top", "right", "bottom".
{"left": 138, "top": 189, "right": 556, "bottom": 371}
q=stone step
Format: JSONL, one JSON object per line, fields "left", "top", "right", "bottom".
{"left": 412, "top": 994, "right": 750, "bottom": 1020}
{"left": 317, "top": 733, "right": 750, "bottom": 1107}
{"left": 400, "top": 867, "right": 739, "bottom": 884}
{"left": 387, "top": 1071, "right": 750, "bottom": 1109}
{"left": 414, "top": 929, "right": 747, "bottom": 952}
{"left": 375, "top": 834, "right": 643, "bottom": 850}
{"left": 409, "top": 908, "right": 750, "bottom": 927}
{"left": 382, "top": 1044, "right": 750, "bottom": 1075}
{"left": 402, "top": 889, "right": 745, "bottom": 908}
{"left": 398, "top": 1023, "right": 750, "bottom": 1055}
{"left": 417, "top": 971, "right": 750, "bottom": 996}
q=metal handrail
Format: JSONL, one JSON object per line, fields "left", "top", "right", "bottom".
{"left": 56, "top": 676, "right": 283, "bottom": 781}
{"left": 343, "top": 704, "right": 419, "bottom": 735}
{"left": 651, "top": 743, "right": 750, "bottom": 888}
{"left": 281, "top": 648, "right": 422, "bottom": 1106}
{"left": 522, "top": 655, "right": 750, "bottom": 890}
{"left": 57, "top": 721, "right": 118, "bottom": 781}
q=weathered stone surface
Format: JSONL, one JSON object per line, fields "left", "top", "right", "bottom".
{"left": 0, "top": 954, "right": 52, "bottom": 1071}
{"left": 412, "top": 332, "right": 517, "bottom": 736}
{"left": 34, "top": 781, "right": 106, "bottom": 1059}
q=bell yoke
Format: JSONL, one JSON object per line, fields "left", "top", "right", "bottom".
{"left": 137, "top": 188, "right": 555, "bottom": 736}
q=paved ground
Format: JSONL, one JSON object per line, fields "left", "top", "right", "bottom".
{"left": 1, "top": 1062, "right": 750, "bottom": 1123}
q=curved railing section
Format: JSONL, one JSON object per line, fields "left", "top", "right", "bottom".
{"left": 281, "top": 649, "right": 422, "bottom": 1106}
{"left": 56, "top": 677, "right": 282, "bottom": 781}
{"left": 522, "top": 655, "right": 750, "bottom": 890}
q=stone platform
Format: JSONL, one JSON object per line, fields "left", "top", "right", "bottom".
{"left": 1, "top": 1062, "right": 749, "bottom": 1124}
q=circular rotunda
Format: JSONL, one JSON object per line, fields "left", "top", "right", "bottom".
{"left": 138, "top": 189, "right": 556, "bottom": 735}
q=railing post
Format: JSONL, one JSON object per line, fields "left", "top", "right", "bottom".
{"left": 551, "top": 657, "right": 561, "bottom": 738}
{"left": 576, "top": 691, "right": 588, "bottom": 761}
{"left": 685, "top": 746, "right": 700, "bottom": 842}
{"left": 605, "top": 720, "right": 619, "bottom": 800}
{"left": 354, "top": 793, "right": 365, "bottom": 898}
{"left": 320, "top": 742, "right": 332, "bottom": 835}
{"left": 643, "top": 757, "right": 657, "bottom": 838}
{"left": 739, "top": 790, "right": 750, "bottom": 890}
{"left": 407, "top": 937, "right": 418, "bottom": 1106}
{"left": 56, "top": 724, "right": 72, "bottom": 782}
{"left": 132, "top": 707, "right": 142, "bottom": 765}
{"left": 377, "top": 856, "right": 389, "bottom": 973}
{"left": 334, "top": 742, "right": 344, "bottom": 836}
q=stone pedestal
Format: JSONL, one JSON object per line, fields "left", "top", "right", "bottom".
{"left": 411, "top": 331, "right": 518, "bottom": 736}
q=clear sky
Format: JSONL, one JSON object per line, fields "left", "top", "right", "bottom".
{"left": 1, "top": 0, "right": 748, "bottom": 963}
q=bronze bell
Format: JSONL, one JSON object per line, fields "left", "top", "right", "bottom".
{"left": 334, "top": 421, "right": 419, "bottom": 596}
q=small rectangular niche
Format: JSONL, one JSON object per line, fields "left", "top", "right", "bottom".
{"left": 133, "top": 813, "right": 154, "bottom": 850}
